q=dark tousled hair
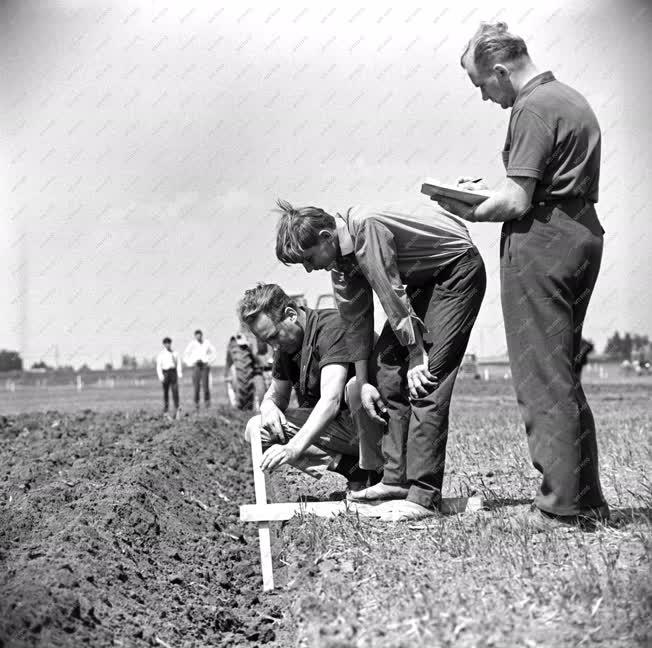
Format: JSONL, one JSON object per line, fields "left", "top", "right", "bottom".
{"left": 461, "top": 22, "right": 529, "bottom": 71}
{"left": 238, "top": 283, "right": 297, "bottom": 328}
{"left": 275, "top": 199, "right": 336, "bottom": 265}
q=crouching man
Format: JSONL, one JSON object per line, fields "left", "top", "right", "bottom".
{"left": 240, "top": 283, "right": 384, "bottom": 490}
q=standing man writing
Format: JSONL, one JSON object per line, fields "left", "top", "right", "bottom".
{"left": 184, "top": 329, "right": 216, "bottom": 412}
{"left": 156, "top": 336, "right": 182, "bottom": 419}
{"left": 441, "top": 22, "right": 608, "bottom": 527}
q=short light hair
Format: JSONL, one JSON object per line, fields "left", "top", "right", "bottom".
{"left": 275, "top": 199, "right": 336, "bottom": 265}
{"left": 238, "top": 283, "right": 297, "bottom": 328}
{"left": 461, "top": 22, "right": 528, "bottom": 71}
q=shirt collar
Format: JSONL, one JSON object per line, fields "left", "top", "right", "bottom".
{"left": 299, "top": 306, "right": 318, "bottom": 355}
{"left": 335, "top": 214, "right": 354, "bottom": 256}
{"left": 513, "top": 71, "right": 555, "bottom": 110}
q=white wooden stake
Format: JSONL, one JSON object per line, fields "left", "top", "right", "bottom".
{"left": 243, "top": 430, "right": 483, "bottom": 592}
{"left": 240, "top": 496, "right": 483, "bottom": 522}
{"left": 249, "top": 426, "right": 274, "bottom": 591}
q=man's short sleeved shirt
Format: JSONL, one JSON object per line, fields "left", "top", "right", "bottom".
{"left": 503, "top": 71, "right": 601, "bottom": 203}
{"left": 272, "top": 307, "right": 353, "bottom": 409}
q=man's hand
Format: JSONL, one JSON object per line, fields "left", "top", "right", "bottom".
{"left": 360, "top": 383, "right": 388, "bottom": 424}
{"left": 260, "top": 440, "right": 301, "bottom": 472}
{"left": 407, "top": 348, "right": 438, "bottom": 400}
{"left": 259, "top": 400, "right": 287, "bottom": 443}
{"left": 456, "top": 176, "right": 489, "bottom": 191}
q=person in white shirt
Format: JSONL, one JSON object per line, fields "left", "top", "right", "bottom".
{"left": 183, "top": 329, "right": 217, "bottom": 411}
{"left": 156, "top": 337, "right": 182, "bottom": 419}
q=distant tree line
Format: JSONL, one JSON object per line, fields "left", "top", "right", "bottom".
{"left": 0, "top": 350, "right": 22, "bottom": 371}
{"left": 0, "top": 350, "right": 157, "bottom": 372}
{"left": 121, "top": 354, "right": 156, "bottom": 369}
{"left": 5, "top": 334, "right": 646, "bottom": 371}
{"left": 604, "top": 332, "right": 650, "bottom": 361}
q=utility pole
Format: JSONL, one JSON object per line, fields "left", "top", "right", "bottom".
{"left": 19, "top": 229, "right": 28, "bottom": 369}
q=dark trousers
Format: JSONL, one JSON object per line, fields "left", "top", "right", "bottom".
{"left": 192, "top": 362, "right": 210, "bottom": 407}
{"left": 370, "top": 248, "right": 486, "bottom": 509}
{"left": 255, "top": 408, "right": 360, "bottom": 479}
{"left": 162, "top": 369, "right": 179, "bottom": 411}
{"left": 500, "top": 199, "right": 607, "bottom": 516}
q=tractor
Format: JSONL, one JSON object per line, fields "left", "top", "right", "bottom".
{"left": 224, "top": 293, "right": 336, "bottom": 410}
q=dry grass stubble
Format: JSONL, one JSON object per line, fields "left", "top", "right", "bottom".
{"left": 268, "top": 381, "right": 651, "bottom": 647}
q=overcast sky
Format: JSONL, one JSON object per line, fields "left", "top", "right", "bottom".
{"left": 2, "top": 0, "right": 650, "bottom": 368}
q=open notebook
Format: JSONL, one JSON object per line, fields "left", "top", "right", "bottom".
{"left": 421, "top": 180, "right": 491, "bottom": 206}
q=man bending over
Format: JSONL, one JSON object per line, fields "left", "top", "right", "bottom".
{"left": 240, "top": 283, "right": 384, "bottom": 490}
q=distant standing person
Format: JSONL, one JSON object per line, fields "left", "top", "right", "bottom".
{"left": 156, "top": 337, "right": 182, "bottom": 419}
{"left": 184, "top": 329, "right": 217, "bottom": 411}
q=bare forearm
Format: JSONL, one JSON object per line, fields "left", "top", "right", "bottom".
{"left": 355, "top": 359, "right": 369, "bottom": 384}
{"left": 471, "top": 177, "right": 534, "bottom": 223}
{"left": 262, "top": 385, "right": 289, "bottom": 411}
{"left": 290, "top": 397, "right": 340, "bottom": 454}
{"left": 471, "top": 193, "right": 520, "bottom": 222}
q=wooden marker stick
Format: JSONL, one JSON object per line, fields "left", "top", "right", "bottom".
{"left": 249, "top": 426, "right": 274, "bottom": 591}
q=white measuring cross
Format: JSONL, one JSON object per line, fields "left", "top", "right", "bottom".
{"left": 242, "top": 426, "right": 483, "bottom": 591}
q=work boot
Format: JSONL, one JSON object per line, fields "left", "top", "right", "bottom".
{"left": 581, "top": 503, "right": 611, "bottom": 524}
{"left": 518, "top": 505, "right": 610, "bottom": 533}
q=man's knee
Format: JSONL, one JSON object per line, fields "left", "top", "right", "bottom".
{"left": 244, "top": 415, "right": 262, "bottom": 443}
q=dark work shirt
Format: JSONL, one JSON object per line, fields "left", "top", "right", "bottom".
{"left": 502, "top": 71, "right": 601, "bottom": 202}
{"left": 271, "top": 307, "right": 353, "bottom": 409}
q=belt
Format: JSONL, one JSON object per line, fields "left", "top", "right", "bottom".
{"left": 533, "top": 196, "right": 593, "bottom": 208}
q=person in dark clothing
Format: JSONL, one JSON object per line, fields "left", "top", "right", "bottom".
{"left": 275, "top": 198, "right": 486, "bottom": 521}
{"left": 440, "top": 21, "right": 609, "bottom": 528}
{"left": 156, "top": 337, "right": 182, "bottom": 419}
{"left": 240, "top": 283, "right": 384, "bottom": 491}
{"left": 576, "top": 338, "right": 595, "bottom": 378}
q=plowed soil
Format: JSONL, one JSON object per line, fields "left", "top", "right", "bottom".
{"left": 0, "top": 408, "right": 279, "bottom": 648}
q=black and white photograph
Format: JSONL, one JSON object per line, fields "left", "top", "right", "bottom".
{"left": 1, "top": 0, "right": 650, "bottom": 646}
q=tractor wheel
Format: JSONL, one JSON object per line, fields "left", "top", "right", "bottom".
{"left": 225, "top": 341, "right": 255, "bottom": 410}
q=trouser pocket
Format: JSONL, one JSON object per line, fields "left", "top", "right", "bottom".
{"left": 500, "top": 221, "right": 513, "bottom": 266}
